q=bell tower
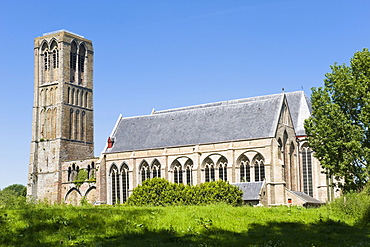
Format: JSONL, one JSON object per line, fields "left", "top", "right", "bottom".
{"left": 28, "top": 30, "right": 94, "bottom": 202}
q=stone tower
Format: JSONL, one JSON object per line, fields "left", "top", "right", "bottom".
{"left": 28, "top": 30, "right": 94, "bottom": 202}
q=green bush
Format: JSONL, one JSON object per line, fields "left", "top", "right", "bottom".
{"left": 127, "top": 178, "right": 243, "bottom": 206}
{"left": 329, "top": 188, "right": 370, "bottom": 225}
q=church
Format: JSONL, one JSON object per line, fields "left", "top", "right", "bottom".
{"left": 28, "top": 30, "right": 335, "bottom": 206}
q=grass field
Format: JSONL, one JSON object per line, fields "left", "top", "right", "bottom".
{"left": 0, "top": 203, "right": 369, "bottom": 247}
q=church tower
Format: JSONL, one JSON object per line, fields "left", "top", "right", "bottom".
{"left": 28, "top": 30, "right": 94, "bottom": 202}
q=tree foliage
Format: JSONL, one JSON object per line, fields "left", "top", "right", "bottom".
{"left": 305, "top": 48, "right": 370, "bottom": 192}
{"left": 0, "top": 184, "right": 27, "bottom": 207}
{"left": 126, "top": 178, "right": 243, "bottom": 206}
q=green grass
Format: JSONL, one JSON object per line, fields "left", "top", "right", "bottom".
{"left": 0, "top": 204, "right": 369, "bottom": 247}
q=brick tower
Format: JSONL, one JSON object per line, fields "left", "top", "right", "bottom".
{"left": 28, "top": 30, "right": 94, "bottom": 202}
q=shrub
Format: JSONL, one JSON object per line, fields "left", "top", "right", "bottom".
{"left": 127, "top": 178, "right": 243, "bottom": 206}
{"left": 329, "top": 188, "right": 370, "bottom": 225}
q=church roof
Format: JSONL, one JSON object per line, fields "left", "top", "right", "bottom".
{"left": 231, "top": 181, "right": 264, "bottom": 201}
{"left": 105, "top": 91, "right": 311, "bottom": 153}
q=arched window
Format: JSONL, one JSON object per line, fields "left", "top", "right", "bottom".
{"left": 110, "top": 164, "right": 120, "bottom": 205}
{"left": 78, "top": 43, "right": 86, "bottom": 85}
{"left": 172, "top": 160, "right": 182, "bottom": 184}
{"left": 254, "top": 154, "right": 265, "bottom": 182}
{"left": 121, "top": 163, "right": 129, "bottom": 202}
{"left": 239, "top": 154, "right": 250, "bottom": 182}
{"left": 204, "top": 157, "right": 215, "bottom": 182}
{"left": 302, "top": 143, "right": 313, "bottom": 196}
{"left": 152, "top": 159, "right": 161, "bottom": 178}
{"left": 70, "top": 41, "right": 77, "bottom": 82}
{"left": 185, "top": 159, "right": 193, "bottom": 185}
{"left": 78, "top": 44, "right": 86, "bottom": 73}
{"left": 218, "top": 157, "right": 228, "bottom": 181}
{"left": 52, "top": 49, "right": 59, "bottom": 69}
{"left": 140, "top": 161, "right": 150, "bottom": 182}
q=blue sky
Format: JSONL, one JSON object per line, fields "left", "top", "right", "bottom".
{"left": 0, "top": 0, "right": 369, "bottom": 189}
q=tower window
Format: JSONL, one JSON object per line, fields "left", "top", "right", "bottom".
{"left": 44, "top": 52, "right": 49, "bottom": 70}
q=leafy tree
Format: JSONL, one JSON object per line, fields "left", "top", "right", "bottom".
{"left": 305, "top": 48, "right": 370, "bottom": 193}
{"left": 0, "top": 184, "right": 26, "bottom": 206}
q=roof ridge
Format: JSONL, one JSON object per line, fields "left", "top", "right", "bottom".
{"left": 154, "top": 92, "right": 287, "bottom": 115}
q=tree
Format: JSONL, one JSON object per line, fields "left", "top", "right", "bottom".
{"left": 305, "top": 48, "right": 370, "bottom": 193}
{"left": 0, "top": 184, "right": 26, "bottom": 206}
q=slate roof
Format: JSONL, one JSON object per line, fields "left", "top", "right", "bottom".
{"left": 105, "top": 91, "right": 311, "bottom": 153}
{"left": 289, "top": 190, "right": 324, "bottom": 204}
{"left": 231, "top": 181, "right": 264, "bottom": 201}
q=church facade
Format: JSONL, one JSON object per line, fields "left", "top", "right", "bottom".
{"left": 28, "top": 30, "right": 335, "bottom": 206}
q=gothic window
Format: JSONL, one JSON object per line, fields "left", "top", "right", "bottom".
{"left": 152, "top": 159, "right": 161, "bottom": 178}
{"left": 44, "top": 51, "right": 49, "bottom": 70}
{"left": 52, "top": 49, "right": 59, "bottom": 69}
{"left": 185, "top": 159, "right": 193, "bottom": 185}
{"left": 87, "top": 165, "right": 91, "bottom": 179}
{"left": 239, "top": 155, "right": 250, "bottom": 182}
{"left": 110, "top": 164, "right": 120, "bottom": 205}
{"left": 121, "top": 163, "right": 129, "bottom": 202}
{"left": 302, "top": 143, "right": 313, "bottom": 196}
{"left": 78, "top": 44, "right": 86, "bottom": 73}
{"left": 218, "top": 157, "right": 228, "bottom": 181}
{"left": 140, "top": 161, "right": 150, "bottom": 183}
{"left": 254, "top": 154, "right": 265, "bottom": 182}
{"left": 80, "top": 90, "right": 83, "bottom": 107}
{"left": 204, "top": 157, "right": 215, "bottom": 182}
{"left": 70, "top": 41, "right": 77, "bottom": 82}
{"left": 172, "top": 160, "right": 182, "bottom": 184}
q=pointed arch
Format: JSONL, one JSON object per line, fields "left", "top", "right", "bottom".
{"left": 301, "top": 143, "right": 313, "bottom": 196}
{"left": 171, "top": 159, "right": 182, "bottom": 184}
{"left": 65, "top": 188, "right": 82, "bottom": 205}
{"left": 110, "top": 164, "right": 120, "bottom": 205}
{"left": 50, "top": 39, "right": 59, "bottom": 70}
{"left": 120, "top": 163, "right": 129, "bottom": 202}
{"left": 70, "top": 40, "right": 77, "bottom": 82}
{"left": 151, "top": 159, "right": 161, "bottom": 178}
{"left": 185, "top": 159, "right": 193, "bottom": 185}
{"left": 253, "top": 153, "right": 265, "bottom": 182}
{"left": 217, "top": 156, "right": 228, "bottom": 181}
{"left": 203, "top": 157, "right": 215, "bottom": 182}
{"left": 290, "top": 141, "right": 296, "bottom": 190}
{"left": 84, "top": 186, "right": 97, "bottom": 204}
{"left": 238, "top": 154, "right": 250, "bottom": 182}
{"left": 139, "top": 160, "right": 150, "bottom": 182}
